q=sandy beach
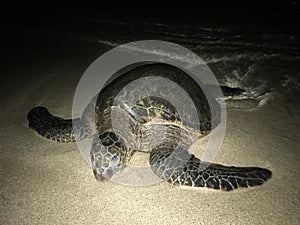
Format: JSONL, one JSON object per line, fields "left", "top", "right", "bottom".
{"left": 1, "top": 28, "right": 299, "bottom": 225}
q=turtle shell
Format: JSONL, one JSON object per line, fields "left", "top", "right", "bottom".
{"left": 94, "top": 63, "right": 220, "bottom": 135}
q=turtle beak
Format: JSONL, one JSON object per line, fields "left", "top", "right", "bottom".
{"left": 93, "top": 170, "right": 108, "bottom": 182}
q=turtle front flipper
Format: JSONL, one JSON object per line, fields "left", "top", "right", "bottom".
{"left": 150, "top": 146, "right": 272, "bottom": 191}
{"left": 27, "top": 106, "right": 93, "bottom": 142}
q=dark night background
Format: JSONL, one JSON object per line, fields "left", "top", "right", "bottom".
{"left": 2, "top": 1, "right": 300, "bottom": 28}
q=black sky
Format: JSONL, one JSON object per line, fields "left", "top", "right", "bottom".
{"left": 1, "top": 1, "right": 299, "bottom": 31}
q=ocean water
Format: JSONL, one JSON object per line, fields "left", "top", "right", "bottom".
{"left": 11, "top": 13, "right": 300, "bottom": 112}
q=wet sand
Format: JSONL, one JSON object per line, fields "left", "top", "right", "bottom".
{"left": 1, "top": 32, "right": 299, "bottom": 225}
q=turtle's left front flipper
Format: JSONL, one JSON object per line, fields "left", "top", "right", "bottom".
{"left": 150, "top": 146, "right": 272, "bottom": 191}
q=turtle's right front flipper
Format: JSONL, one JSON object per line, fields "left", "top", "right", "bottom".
{"left": 27, "top": 106, "right": 92, "bottom": 142}
{"left": 150, "top": 146, "right": 272, "bottom": 191}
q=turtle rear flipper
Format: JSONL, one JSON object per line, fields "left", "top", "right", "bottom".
{"left": 204, "top": 85, "right": 245, "bottom": 98}
{"left": 150, "top": 146, "right": 272, "bottom": 191}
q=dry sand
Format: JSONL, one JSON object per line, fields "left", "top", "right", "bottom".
{"left": 1, "top": 32, "right": 299, "bottom": 225}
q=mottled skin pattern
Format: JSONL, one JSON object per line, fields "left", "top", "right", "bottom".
{"left": 27, "top": 63, "right": 271, "bottom": 191}
{"left": 150, "top": 146, "right": 271, "bottom": 190}
{"left": 27, "top": 106, "right": 92, "bottom": 142}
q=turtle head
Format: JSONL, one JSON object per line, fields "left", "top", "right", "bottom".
{"left": 91, "top": 149, "right": 125, "bottom": 181}
{"left": 90, "top": 132, "right": 131, "bottom": 181}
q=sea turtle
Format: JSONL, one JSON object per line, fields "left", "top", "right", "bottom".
{"left": 27, "top": 63, "right": 271, "bottom": 191}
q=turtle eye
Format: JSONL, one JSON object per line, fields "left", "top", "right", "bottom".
{"left": 111, "top": 155, "right": 119, "bottom": 162}
{"left": 110, "top": 155, "right": 121, "bottom": 166}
